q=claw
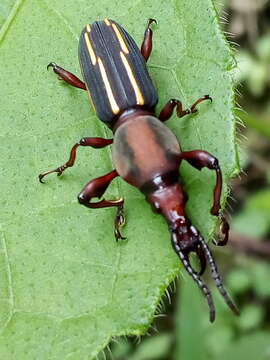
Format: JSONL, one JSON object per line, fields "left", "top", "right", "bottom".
{"left": 147, "top": 18, "right": 158, "bottom": 27}
{"left": 47, "top": 62, "right": 57, "bottom": 71}
{"left": 213, "top": 214, "right": 230, "bottom": 246}
{"left": 114, "top": 204, "right": 126, "bottom": 241}
{"left": 114, "top": 228, "right": 126, "bottom": 241}
{"left": 38, "top": 174, "right": 45, "bottom": 183}
{"left": 189, "top": 95, "right": 212, "bottom": 113}
{"left": 38, "top": 168, "right": 62, "bottom": 183}
{"left": 204, "top": 94, "right": 212, "bottom": 103}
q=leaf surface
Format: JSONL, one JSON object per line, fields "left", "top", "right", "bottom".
{"left": 0, "top": 0, "right": 238, "bottom": 358}
{"left": 0, "top": 0, "right": 17, "bottom": 29}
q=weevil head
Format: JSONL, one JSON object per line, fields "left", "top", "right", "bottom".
{"left": 145, "top": 182, "right": 206, "bottom": 275}
{"left": 146, "top": 182, "right": 239, "bottom": 322}
{"left": 170, "top": 212, "right": 240, "bottom": 321}
{"left": 145, "top": 182, "right": 187, "bottom": 222}
{"left": 169, "top": 218, "right": 207, "bottom": 275}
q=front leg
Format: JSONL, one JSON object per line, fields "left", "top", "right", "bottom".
{"left": 78, "top": 170, "right": 125, "bottom": 241}
{"left": 47, "top": 62, "right": 86, "bottom": 90}
{"left": 39, "top": 137, "right": 113, "bottom": 183}
{"left": 141, "top": 18, "right": 157, "bottom": 62}
{"left": 159, "top": 96, "right": 212, "bottom": 122}
{"left": 180, "top": 150, "right": 229, "bottom": 246}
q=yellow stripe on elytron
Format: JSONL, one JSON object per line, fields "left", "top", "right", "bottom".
{"left": 120, "top": 51, "right": 144, "bottom": 105}
{"left": 98, "top": 57, "right": 120, "bottom": 115}
{"left": 104, "top": 18, "right": 111, "bottom": 26}
{"left": 112, "top": 23, "right": 129, "bottom": 54}
{"left": 86, "top": 24, "right": 91, "bottom": 32}
{"left": 85, "top": 83, "right": 96, "bottom": 112}
{"left": 84, "top": 32, "right": 96, "bottom": 65}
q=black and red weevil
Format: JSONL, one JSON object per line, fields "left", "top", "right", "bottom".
{"left": 39, "top": 18, "right": 239, "bottom": 322}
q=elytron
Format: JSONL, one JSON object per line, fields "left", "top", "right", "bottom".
{"left": 39, "top": 18, "right": 239, "bottom": 321}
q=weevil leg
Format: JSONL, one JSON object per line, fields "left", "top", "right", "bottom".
{"left": 38, "top": 137, "right": 113, "bottom": 183}
{"left": 179, "top": 150, "right": 230, "bottom": 245}
{"left": 141, "top": 18, "right": 157, "bottom": 62}
{"left": 159, "top": 96, "right": 212, "bottom": 122}
{"left": 78, "top": 170, "right": 126, "bottom": 241}
{"left": 47, "top": 62, "right": 86, "bottom": 90}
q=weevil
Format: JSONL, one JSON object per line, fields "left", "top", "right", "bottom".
{"left": 39, "top": 18, "right": 239, "bottom": 322}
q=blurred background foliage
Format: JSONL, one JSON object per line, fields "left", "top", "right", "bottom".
{"left": 100, "top": 0, "right": 270, "bottom": 359}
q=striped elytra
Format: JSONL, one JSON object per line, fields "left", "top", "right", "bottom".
{"left": 78, "top": 19, "right": 158, "bottom": 124}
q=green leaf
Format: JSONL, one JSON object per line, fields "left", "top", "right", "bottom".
{"left": 0, "top": 0, "right": 17, "bottom": 29}
{"left": 0, "top": 0, "right": 238, "bottom": 358}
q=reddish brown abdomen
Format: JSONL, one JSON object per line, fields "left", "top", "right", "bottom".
{"left": 112, "top": 116, "right": 181, "bottom": 188}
